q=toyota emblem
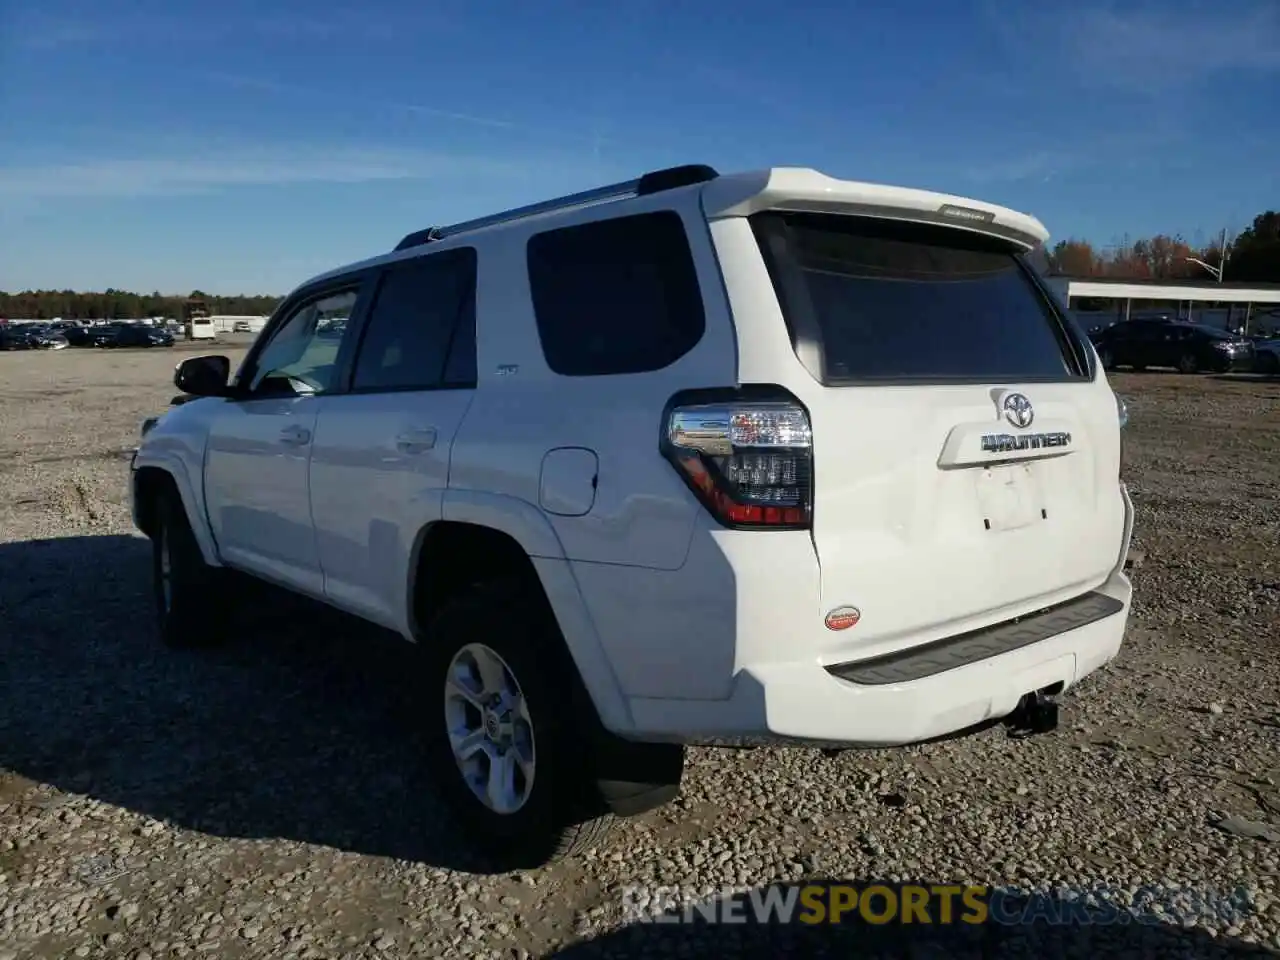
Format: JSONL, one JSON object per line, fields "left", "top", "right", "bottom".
{"left": 1002, "top": 393, "right": 1034, "bottom": 428}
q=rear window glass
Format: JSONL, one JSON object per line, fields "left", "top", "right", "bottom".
{"left": 751, "top": 213, "right": 1083, "bottom": 384}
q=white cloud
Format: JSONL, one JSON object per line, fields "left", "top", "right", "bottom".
{"left": 988, "top": 1, "right": 1280, "bottom": 93}
{"left": 0, "top": 148, "right": 517, "bottom": 202}
{"left": 1067, "top": 3, "right": 1280, "bottom": 76}
{"left": 964, "top": 151, "right": 1065, "bottom": 185}
{"left": 10, "top": 8, "right": 453, "bottom": 50}
{"left": 200, "top": 72, "right": 611, "bottom": 146}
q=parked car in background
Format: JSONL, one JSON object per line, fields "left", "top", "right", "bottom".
{"left": 1252, "top": 337, "right": 1280, "bottom": 375}
{"left": 87, "top": 324, "right": 126, "bottom": 347}
{"left": 31, "top": 325, "right": 70, "bottom": 349}
{"left": 107, "top": 323, "right": 176, "bottom": 349}
{"left": 1082, "top": 318, "right": 1118, "bottom": 339}
{"left": 0, "top": 326, "right": 36, "bottom": 350}
{"left": 233, "top": 320, "right": 253, "bottom": 333}
{"left": 0, "top": 325, "right": 69, "bottom": 350}
{"left": 1092, "top": 319, "right": 1255, "bottom": 373}
{"left": 62, "top": 324, "right": 108, "bottom": 347}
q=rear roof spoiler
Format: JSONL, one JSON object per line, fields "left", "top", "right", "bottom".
{"left": 701, "top": 168, "right": 1050, "bottom": 249}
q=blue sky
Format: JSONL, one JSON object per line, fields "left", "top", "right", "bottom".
{"left": 1, "top": 0, "right": 1277, "bottom": 294}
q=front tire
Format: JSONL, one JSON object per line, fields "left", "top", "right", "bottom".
{"left": 425, "top": 579, "right": 613, "bottom": 868}
{"left": 151, "top": 489, "right": 226, "bottom": 647}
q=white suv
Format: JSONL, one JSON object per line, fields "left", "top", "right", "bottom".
{"left": 130, "top": 164, "right": 1134, "bottom": 867}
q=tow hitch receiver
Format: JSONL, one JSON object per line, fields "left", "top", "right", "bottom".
{"left": 1004, "top": 690, "right": 1060, "bottom": 739}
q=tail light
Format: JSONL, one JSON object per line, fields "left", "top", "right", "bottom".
{"left": 661, "top": 391, "right": 813, "bottom": 529}
{"left": 1116, "top": 393, "right": 1129, "bottom": 476}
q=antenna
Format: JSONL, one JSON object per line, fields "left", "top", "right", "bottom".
{"left": 392, "top": 164, "right": 718, "bottom": 252}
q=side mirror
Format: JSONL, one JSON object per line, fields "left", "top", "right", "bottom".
{"left": 174, "top": 355, "right": 231, "bottom": 396}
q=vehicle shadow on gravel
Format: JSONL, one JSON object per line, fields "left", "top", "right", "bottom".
{"left": 1209, "top": 373, "right": 1280, "bottom": 388}
{"left": 548, "top": 880, "right": 1272, "bottom": 959}
{"left": 0, "top": 534, "right": 503, "bottom": 874}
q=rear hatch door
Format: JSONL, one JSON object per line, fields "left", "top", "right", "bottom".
{"left": 747, "top": 211, "right": 1126, "bottom": 656}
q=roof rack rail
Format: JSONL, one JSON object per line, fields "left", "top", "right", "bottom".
{"left": 391, "top": 163, "right": 719, "bottom": 252}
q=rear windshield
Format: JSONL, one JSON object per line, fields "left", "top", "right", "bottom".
{"left": 750, "top": 212, "right": 1086, "bottom": 384}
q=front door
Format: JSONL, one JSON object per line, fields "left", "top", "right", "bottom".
{"left": 203, "top": 286, "right": 362, "bottom": 596}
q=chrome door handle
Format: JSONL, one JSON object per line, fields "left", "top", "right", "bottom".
{"left": 395, "top": 428, "right": 437, "bottom": 453}
{"left": 280, "top": 425, "right": 311, "bottom": 445}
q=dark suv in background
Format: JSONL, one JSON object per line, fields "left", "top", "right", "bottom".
{"left": 75, "top": 323, "right": 176, "bottom": 348}
{"left": 1091, "top": 319, "right": 1255, "bottom": 373}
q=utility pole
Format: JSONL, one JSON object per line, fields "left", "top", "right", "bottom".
{"left": 1183, "top": 227, "right": 1230, "bottom": 284}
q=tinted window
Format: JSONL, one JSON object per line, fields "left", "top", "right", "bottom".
{"left": 352, "top": 248, "right": 477, "bottom": 391}
{"left": 250, "top": 288, "right": 359, "bottom": 395}
{"left": 752, "top": 213, "right": 1081, "bottom": 383}
{"left": 1188, "top": 323, "right": 1230, "bottom": 340}
{"left": 527, "top": 211, "right": 705, "bottom": 376}
{"left": 1130, "top": 322, "right": 1170, "bottom": 340}
{"left": 442, "top": 281, "right": 477, "bottom": 386}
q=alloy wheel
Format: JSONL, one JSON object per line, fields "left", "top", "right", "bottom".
{"left": 443, "top": 643, "right": 536, "bottom": 815}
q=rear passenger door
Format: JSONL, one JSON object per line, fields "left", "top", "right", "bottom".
{"left": 1121, "top": 323, "right": 1162, "bottom": 368}
{"left": 307, "top": 247, "right": 478, "bottom": 632}
{"left": 1143, "top": 322, "right": 1180, "bottom": 368}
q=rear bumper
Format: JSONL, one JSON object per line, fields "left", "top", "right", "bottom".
{"left": 620, "top": 483, "right": 1135, "bottom": 748}
{"left": 627, "top": 568, "right": 1130, "bottom": 747}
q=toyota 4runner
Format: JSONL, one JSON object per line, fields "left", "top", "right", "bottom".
{"left": 130, "top": 164, "right": 1135, "bottom": 868}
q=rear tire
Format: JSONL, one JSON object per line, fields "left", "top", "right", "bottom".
{"left": 1098, "top": 348, "right": 1115, "bottom": 371}
{"left": 1178, "top": 352, "right": 1199, "bottom": 374}
{"left": 151, "top": 488, "right": 227, "bottom": 647}
{"left": 424, "top": 579, "right": 613, "bottom": 869}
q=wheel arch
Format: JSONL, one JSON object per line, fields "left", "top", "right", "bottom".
{"left": 408, "top": 490, "right": 633, "bottom": 735}
{"left": 131, "top": 460, "right": 221, "bottom": 566}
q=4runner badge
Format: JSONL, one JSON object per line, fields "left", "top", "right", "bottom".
{"left": 824, "top": 606, "right": 862, "bottom": 631}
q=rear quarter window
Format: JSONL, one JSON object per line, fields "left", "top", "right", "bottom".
{"left": 526, "top": 211, "right": 706, "bottom": 377}
{"left": 751, "top": 212, "right": 1088, "bottom": 384}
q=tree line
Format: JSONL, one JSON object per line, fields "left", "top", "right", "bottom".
{"left": 2, "top": 210, "right": 1276, "bottom": 319}
{"left": 1044, "top": 210, "right": 1280, "bottom": 284}
{"left": 0, "top": 289, "right": 282, "bottom": 321}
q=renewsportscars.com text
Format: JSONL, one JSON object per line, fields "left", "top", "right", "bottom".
{"left": 620, "top": 882, "right": 1259, "bottom": 928}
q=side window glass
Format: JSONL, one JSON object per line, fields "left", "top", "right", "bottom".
{"left": 526, "top": 211, "right": 706, "bottom": 376}
{"left": 443, "top": 282, "right": 477, "bottom": 387}
{"left": 249, "top": 289, "right": 358, "bottom": 395}
{"left": 352, "top": 248, "right": 477, "bottom": 392}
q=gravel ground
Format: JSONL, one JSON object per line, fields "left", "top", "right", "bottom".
{"left": 1, "top": 347, "right": 1278, "bottom": 959}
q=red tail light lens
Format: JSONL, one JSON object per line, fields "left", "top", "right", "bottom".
{"left": 662, "top": 397, "right": 813, "bottom": 529}
{"left": 1116, "top": 393, "right": 1129, "bottom": 476}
